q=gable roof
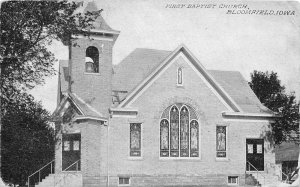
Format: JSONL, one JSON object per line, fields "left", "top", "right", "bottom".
{"left": 208, "top": 70, "right": 272, "bottom": 113}
{"left": 52, "top": 92, "right": 107, "bottom": 122}
{"left": 113, "top": 48, "right": 171, "bottom": 93}
{"left": 112, "top": 45, "right": 272, "bottom": 114}
{"left": 57, "top": 45, "right": 273, "bottom": 115}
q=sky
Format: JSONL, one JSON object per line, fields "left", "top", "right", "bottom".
{"left": 30, "top": 0, "right": 300, "bottom": 112}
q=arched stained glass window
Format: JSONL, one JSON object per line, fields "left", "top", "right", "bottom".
{"left": 170, "top": 106, "right": 179, "bottom": 157}
{"left": 190, "top": 120, "right": 199, "bottom": 157}
{"left": 160, "top": 104, "right": 199, "bottom": 158}
{"left": 160, "top": 119, "right": 169, "bottom": 157}
{"left": 180, "top": 106, "right": 189, "bottom": 157}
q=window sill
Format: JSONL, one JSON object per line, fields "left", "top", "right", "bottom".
{"left": 128, "top": 156, "right": 143, "bottom": 161}
{"left": 215, "top": 157, "right": 229, "bottom": 162}
{"left": 228, "top": 183, "right": 239, "bottom": 186}
{"left": 159, "top": 157, "right": 202, "bottom": 161}
{"left": 176, "top": 84, "right": 184, "bottom": 88}
{"left": 84, "top": 72, "right": 101, "bottom": 76}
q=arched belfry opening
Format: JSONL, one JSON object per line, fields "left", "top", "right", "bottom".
{"left": 85, "top": 46, "right": 99, "bottom": 73}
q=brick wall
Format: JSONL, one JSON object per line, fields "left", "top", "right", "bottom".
{"left": 70, "top": 37, "right": 114, "bottom": 117}
{"left": 55, "top": 53, "right": 276, "bottom": 187}
{"left": 103, "top": 55, "right": 275, "bottom": 186}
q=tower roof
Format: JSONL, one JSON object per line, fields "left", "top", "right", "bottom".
{"left": 83, "top": 1, "right": 118, "bottom": 33}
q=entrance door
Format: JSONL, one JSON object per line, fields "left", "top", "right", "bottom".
{"left": 62, "top": 133, "right": 81, "bottom": 171}
{"left": 246, "top": 139, "right": 264, "bottom": 171}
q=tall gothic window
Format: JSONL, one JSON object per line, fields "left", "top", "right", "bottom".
{"left": 130, "top": 123, "right": 141, "bottom": 157}
{"left": 160, "top": 104, "right": 199, "bottom": 157}
{"left": 85, "top": 46, "right": 99, "bottom": 73}
{"left": 216, "top": 126, "right": 226, "bottom": 158}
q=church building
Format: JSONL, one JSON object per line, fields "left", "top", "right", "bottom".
{"left": 39, "top": 2, "right": 282, "bottom": 187}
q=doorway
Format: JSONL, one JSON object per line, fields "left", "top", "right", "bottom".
{"left": 62, "top": 133, "right": 81, "bottom": 171}
{"left": 246, "top": 139, "right": 264, "bottom": 171}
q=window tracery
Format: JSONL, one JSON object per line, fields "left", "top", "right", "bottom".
{"left": 160, "top": 104, "right": 199, "bottom": 157}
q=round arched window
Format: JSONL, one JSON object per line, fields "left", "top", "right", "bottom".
{"left": 85, "top": 46, "right": 99, "bottom": 73}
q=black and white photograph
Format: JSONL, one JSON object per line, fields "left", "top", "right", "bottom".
{"left": 0, "top": 0, "right": 300, "bottom": 187}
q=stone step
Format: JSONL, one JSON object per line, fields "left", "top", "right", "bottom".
{"left": 35, "top": 173, "right": 82, "bottom": 187}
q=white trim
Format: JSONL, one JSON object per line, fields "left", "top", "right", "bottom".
{"left": 65, "top": 93, "right": 85, "bottom": 115}
{"left": 181, "top": 54, "right": 234, "bottom": 111}
{"left": 84, "top": 72, "right": 101, "bottom": 76}
{"left": 123, "top": 52, "right": 182, "bottom": 108}
{"left": 73, "top": 116, "right": 107, "bottom": 122}
{"left": 110, "top": 108, "right": 138, "bottom": 112}
{"left": 118, "top": 45, "right": 241, "bottom": 112}
{"left": 81, "top": 28, "right": 120, "bottom": 35}
{"left": 182, "top": 45, "right": 243, "bottom": 112}
{"left": 112, "top": 114, "right": 137, "bottom": 118}
{"left": 72, "top": 34, "right": 114, "bottom": 41}
{"left": 72, "top": 93, "right": 103, "bottom": 117}
{"left": 110, "top": 108, "right": 138, "bottom": 118}
{"left": 223, "top": 118, "right": 274, "bottom": 123}
{"left": 222, "top": 111, "right": 276, "bottom": 118}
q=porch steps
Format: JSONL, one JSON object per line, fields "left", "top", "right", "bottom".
{"left": 250, "top": 172, "right": 281, "bottom": 187}
{"left": 35, "top": 173, "right": 82, "bottom": 187}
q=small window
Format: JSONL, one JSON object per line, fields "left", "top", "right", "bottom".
{"left": 85, "top": 46, "right": 99, "bottom": 73}
{"left": 257, "top": 144, "right": 263, "bottom": 154}
{"left": 228, "top": 176, "right": 238, "bottom": 185}
{"left": 177, "top": 67, "right": 183, "bottom": 85}
{"left": 247, "top": 144, "right": 253, "bottom": 154}
{"left": 73, "top": 140, "right": 80, "bottom": 151}
{"left": 63, "top": 141, "right": 70, "bottom": 151}
{"left": 216, "top": 126, "right": 226, "bottom": 158}
{"left": 130, "top": 123, "right": 141, "bottom": 157}
{"left": 119, "top": 177, "right": 130, "bottom": 186}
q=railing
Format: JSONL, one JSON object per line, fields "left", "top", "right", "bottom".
{"left": 54, "top": 159, "right": 81, "bottom": 187}
{"left": 63, "top": 159, "right": 80, "bottom": 172}
{"left": 281, "top": 171, "right": 289, "bottom": 183}
{"left": 246, "top": 160, "right": 266, "bottom": 186}
{"left": 28, "top": 160, "right": 55, "bottom": 187}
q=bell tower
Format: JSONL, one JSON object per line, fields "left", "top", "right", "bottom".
{"left": 68, "top": 2, "right": 119, "bottom": 117}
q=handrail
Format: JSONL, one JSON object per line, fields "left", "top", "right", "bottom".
{"left": 246, "top": 160, "right": 266, "bottom": 185}
{"left": 28, "top": 159, "right": 55, "bottom": 187}
{"left": 281, "top": 171, "right": 289, "bottom": 182}
{"left": 63, "top": 159, "right": 80, "bottom": 171}
{"left": 54, "top": 159, "right": 81, "bottom": 187}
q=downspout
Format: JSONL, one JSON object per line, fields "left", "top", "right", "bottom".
{"left": 107, "top": 118, "right": 110, "bottom": 187}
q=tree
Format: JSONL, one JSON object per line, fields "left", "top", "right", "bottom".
{"left": 0, "top": 0, "right": 101, "bottom": 99}
{"left": 0, "top": 0, "right": 101, "bottom": 182}
{"left": 249, "top": 70, "right": 300, "bottom": 145}
{"left": 1, "top": 92, "right": 55, "bottom": 186}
